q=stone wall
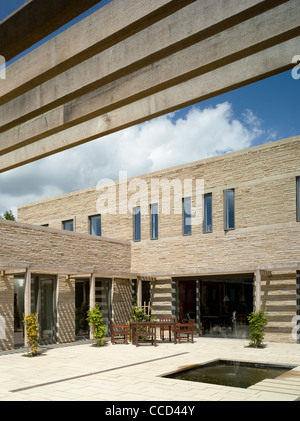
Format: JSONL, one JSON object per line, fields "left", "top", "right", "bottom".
{"left": 151, "top": 277, "right": 173, "bottom": 319}
{"left": 112, "top": 278, "right": 133, "bottom": 324}
{"left": 262, "top": 271, "right": 297, "bottom": 344}
{"left": 0, "top": 219, "right": 131, "bottom": 274}
{"left": 57, "top": 275, "right": 75, "bottom": 344}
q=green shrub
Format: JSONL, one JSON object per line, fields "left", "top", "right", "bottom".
{"left": 86, "top": 304, "right": 107, "bottom": 346}
{"left": 130, "top": 302, "right": 156, "bottom": 322}
{"left": 131, "top": 305, "right": 150, "bottom": 322}
{"left": 247, "top": 310, "right": 268, "bottom": 347}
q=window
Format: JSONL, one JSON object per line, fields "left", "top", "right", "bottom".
{"left": 89, "top": 214, "right": 101, "bottom": 236}
{"left": 150, "top": 203, "right": 158, "bottom": 239}
{"left": 203, "top": 193, "right": 212, "bottom": 233}
{"left": 224, "top": 189, "right": 235, "bottom": 230}
{"left": 183, "top": 197, "right": 192, "bottom": 235}
{"left": 133, "top": 206, "right": 141, "bottom": 241}
{"left": 62, "top": 219, "right": 73, "bottom": 231}
{"left": 297, "top": 177, "right": 300, "bottom": 222}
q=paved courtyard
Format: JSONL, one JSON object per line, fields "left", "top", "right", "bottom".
{"left": 1, "top": 337, "right": 300, "bottom": 402}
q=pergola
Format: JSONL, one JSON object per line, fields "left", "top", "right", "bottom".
{"left": 0, "top": 0, "right": 299, "bottom": 172}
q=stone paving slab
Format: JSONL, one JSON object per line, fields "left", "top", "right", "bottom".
{"left": 0, "top": 337, "right": 300, "bottom": 402}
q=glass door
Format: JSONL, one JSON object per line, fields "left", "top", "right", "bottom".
{"left": 14, "top": 277, "right": 25, "bottom": 347}
{"left": 178, "top": 280, "right": 196, "bottom": 322}
{"left": 40, "top": 278, "right": 56, "bottom": 343}
{"left": 32, "top": 276, "right": 56, "bottom": 344}
{"left": 75, "top": 280, "right": 90, "bottom": 339}
{"left": 200, "top": 277, "right": 253, "bottom": 338}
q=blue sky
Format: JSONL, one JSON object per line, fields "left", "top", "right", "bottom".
{"left": 0, "top": 0, "right": 299, "bottom": 216}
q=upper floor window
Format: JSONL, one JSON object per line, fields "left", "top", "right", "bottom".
{"left": 133, "top": 206, "right": 141, "bottom": 241}
{"left": 150, "top": 203, "right": 158, "bottom": 239}
{"left": 62, "top": 219, "right": 73, "bottom": 231}
{"left": 89, "top": 214, "right": 101, "bottom": 236}
{"left": 203, "top": 193, "right": 212, "bottom": 233}
{"left": 297, "top": 177, "right": 300, "bottom": 222}
{"left": 182, "top": 197, "right": 192, "bottom": 235}
{"left": 224, "top": 189, "right": 235, "bottom": 230}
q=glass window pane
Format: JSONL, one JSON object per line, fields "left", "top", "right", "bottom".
{"left": 133, "top": 206, "right": 141, "bottom": 241}
{"left": 204, "top": 193, "right": 212, "bottom": 233}
{"left": 90, "top": 215, "right": 101, "bottom": 236}
{"left": 14, "top": 278, "right": 25, "bottom": 347}
{"left": 151, "top": 203, "right": 158, "bottom": 239}
{"left": 183, "top": 197, "right": 192, "bottom": 235}
{"left": 63, "top": 220, "right": 73, "bottom": 231}
{"left": 224, "top": 189, "right": 235, "bottom": 230}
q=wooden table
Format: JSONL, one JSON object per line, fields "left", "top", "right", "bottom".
{"left": 130, "top": 320, "right": 177, "bottom": 346}
{"left": 154, "top": 320, "right": 177, "bottom": 343}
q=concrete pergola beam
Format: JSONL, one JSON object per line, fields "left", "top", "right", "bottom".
{"left": 0, "top": 36, "right": 297, "bottom": 173}
{"left": 0, "top": 0, "right": 195, "bottom": 104}
{"left": 0, "top": 0, "right": 299, "bottom": 155}
{"left": 0, "top": 0, "right": 289, "bottom": 127}
{"left": 0, "top": 0, "right": 102, "bottom": 62}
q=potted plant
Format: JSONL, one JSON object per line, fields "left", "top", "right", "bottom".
{"left": 247, "top": 310, "right": 268, "bottom": 348}
{"left": 23, "top": 313, "right": 39, "bottom": 356}
{"left": 86, "top": 304, "right": 107, "bottom": 346}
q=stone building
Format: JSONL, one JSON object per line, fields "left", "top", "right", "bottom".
{"left": 1, "top": 135, "right": 300, "bottom": 350}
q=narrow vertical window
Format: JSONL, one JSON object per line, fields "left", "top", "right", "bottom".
{"left": 183, "top": 197, "right": 192, "bottom": 235}
{"left": 224, "top": 189, "right": 235, "bottom": 230}
{"left": 62, "top": 219, "right": 73, "bottom": 231}
{"left": 150, "top": 203, "right": 158, "bottom": 239}
{"left": 133, "top": 206, "right": 141, "bottom": 241}
{"left": 89, "top": 214, "right": 101, "bottom": 236}
{"left": 204, "top": 193, "right": 212, "bottom": 233}
{"left": 297, "top": 177, "right": 300, "bottom": 222}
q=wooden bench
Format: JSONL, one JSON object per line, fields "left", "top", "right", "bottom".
{"left": 131, "top": 322, "right": 157, "bottom": 347}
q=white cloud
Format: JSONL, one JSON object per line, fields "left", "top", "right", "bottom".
{"left": 0, "top": 102, "right": 267, "bottom": 217}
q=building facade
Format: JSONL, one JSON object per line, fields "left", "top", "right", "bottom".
{"left": 1, "top": 135, "right": 300, "bottom": 350}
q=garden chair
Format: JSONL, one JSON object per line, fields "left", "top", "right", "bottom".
{"left": 158, "top": 316, "right": 177, "bottom": 341}
{"left": 110, "top": 320, "right": 130, "bottom": 344}
{"left": 132, "top": 322, "right": 157, "bottom": 347}
{"left": 174, "top": 318, "right": 195, "bottom": 344}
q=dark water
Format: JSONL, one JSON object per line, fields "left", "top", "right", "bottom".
{"left": 164, "top": 360, "right": 294, "bottom": 388}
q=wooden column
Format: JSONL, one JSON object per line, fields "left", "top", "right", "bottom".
{"left": 24, "top": 267, "right": 31, "bottom": 316}
{"left": 24, "top": 267, "right": 31, "bottom": 347}
{"left": 89, "top": 273, "right": 95, "bottom": 340}
{"left": 137, "top": 278, "right": 142, "bottom": 307}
